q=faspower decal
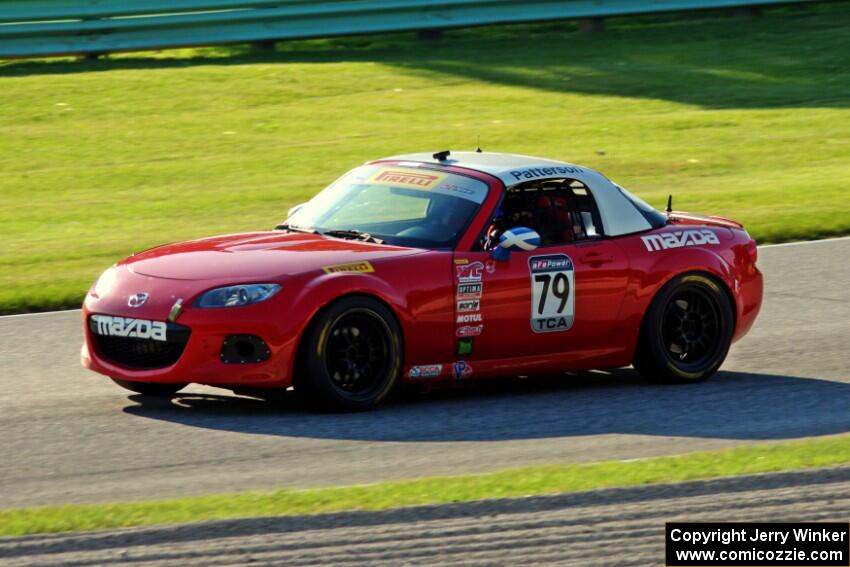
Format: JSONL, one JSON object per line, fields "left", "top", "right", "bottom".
{"left": 408, "top": 364, "right": 442, "bottom": 379}
{"left": 90, "top": 315, "right": 167, "bottom": 342}
{"left": 456, "top": 261, "right": 484, "bottom": 283}
{"left": 456, "top": 283, "right": 483, "bottom": 300}
{"left": 456, "top": 325, "right": 483, "bottom": 337}
{"left": 641, "top": 229, "right": 720, "bottom": 252}
{"left": 509, "top": 165, "right": 583, "bottom": 181}
{"left": 453, "top": 360, "right": 473, "bottom": 380}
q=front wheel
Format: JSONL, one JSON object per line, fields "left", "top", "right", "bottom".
{"left": 111, "top": 378, "right": 187, "bottom": 396}
{"left": 633, "top": 273, "right": 734, "bottom": 383}
{"left": 295, "top": 296, "right": 402, "bottom": 411}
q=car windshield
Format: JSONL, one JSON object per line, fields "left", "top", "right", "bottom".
{"left": 284, "top": 164, "right": 489, "bottom": 248}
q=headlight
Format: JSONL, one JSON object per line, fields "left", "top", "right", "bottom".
{"left": 195, "top": 284, "right": 281, "bottom": 308}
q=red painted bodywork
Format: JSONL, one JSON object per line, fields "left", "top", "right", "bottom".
{"left": 82, "top": 161, "right": 763, "bottom": 389}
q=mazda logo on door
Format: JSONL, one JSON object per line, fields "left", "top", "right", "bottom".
{"left": 128, "top": 293, "right": 149, "bottom": 308}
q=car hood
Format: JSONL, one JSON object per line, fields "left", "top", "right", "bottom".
{"left": 124, "top": 231, "right": 424, "bottom": 281}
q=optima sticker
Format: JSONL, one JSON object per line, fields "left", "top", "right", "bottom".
{"left": 323, "top": 261, "right": 375, "bottom": 274}
{"left": 370, "top": 169, "right": 447, "bottom": 189}
{"left": 90, "top": 314, "right": 167, "bottom": 342}
{"left": 641, "top": 229, "right": 720, "bottom": 251}
{"left": 456, "top": 283, "right": 483, "bottom": 300}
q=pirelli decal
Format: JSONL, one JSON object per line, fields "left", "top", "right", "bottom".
{"left": 323, "top": 261, "right": 375, "bottom": 274}
{"left": 370, "top": 168, "right": 447, "bottom": 190}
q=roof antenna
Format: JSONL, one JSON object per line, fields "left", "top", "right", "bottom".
{"left": 433, "top": 150, "right": 451, "bottom": 161}
{"left": 665, "top": 194, "right": 673, "bottom": 214}
{"left": 475, "top": 135, "right": 483, "bottom": 153}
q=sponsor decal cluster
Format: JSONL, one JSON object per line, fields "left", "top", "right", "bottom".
{"left": 370, "top": 169, "right": 447, "bottom": 190}
{"left": 641, "top": 229, "right": 719, "bottom": 252}
{"left": 408, "top": 364, "right": 442, "bottom": 379}
{"left": 509, "top": 165, "right": 583, "bottom": 181}
{"left": 322, "top": 261, "right": 375, "bottom": 274}
{"left": 454, "top": 260, "right": 485, "bottom": 338}
{"left": 90, "top": 314, "right": 167, "bottom": 342}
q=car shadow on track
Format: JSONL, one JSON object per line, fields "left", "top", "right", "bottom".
{"left": 122, "top": 369, "right": 850, "bottom": 442}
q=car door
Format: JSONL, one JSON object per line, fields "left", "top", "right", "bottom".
{"left": 453, "top": 237, "right": 628, "bottom": 363}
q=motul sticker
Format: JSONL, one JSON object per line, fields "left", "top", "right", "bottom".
{"left": 456, "top": 313, "right": 482, "bottom": 324}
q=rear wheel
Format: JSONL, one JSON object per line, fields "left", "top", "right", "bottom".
{"left": 633, "top": 273, "right": 734, "bottom": 383}
{"left": 111, "top": 378, "right": 186, "bottom": 396}
{"left": 295, "top": 296, "right": 402, "bottom": 411}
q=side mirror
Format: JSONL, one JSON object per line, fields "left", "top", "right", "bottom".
{"left": 490, "top": 227, "right": 541, "bottom": 261}
{"left": 287, "top": 202, "right": 307, "bottom": 218}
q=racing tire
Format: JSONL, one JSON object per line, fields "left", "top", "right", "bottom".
{"left": 111, "top": 378, "right": 187, "bottom": 396}
{"left": 296, "top": 296, "right": 402, "bottom": 412}
{"left": 632, "top": 273, "right": 734, "bottom": 384}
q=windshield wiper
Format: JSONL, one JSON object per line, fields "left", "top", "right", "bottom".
{"left": 321, "top": 229, "right": 384, "bottom": 244}
{"left": 274, "top": 223, "right": 317, "bottom": 233}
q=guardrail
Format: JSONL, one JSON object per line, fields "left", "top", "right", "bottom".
{"left": 0, "top": 0, "right": 816, "bottom": 59}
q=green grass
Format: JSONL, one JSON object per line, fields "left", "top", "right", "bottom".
{"left": 1, "top": 3, "right": 849, "bottom": 313}
{"left": 1, "top": 434, "right": 848, "bottom": 536}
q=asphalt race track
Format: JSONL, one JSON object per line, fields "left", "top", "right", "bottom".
{"left": 0, "top": 238, "right": 848, "bottom": 510}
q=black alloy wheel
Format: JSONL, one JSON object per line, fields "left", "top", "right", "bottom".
{"left": 661, "top": 286, "right": 721, "bottom": 371}
{"left": 324, "top": 309, "right": 392, "bottom": 396}
{"left": 297, "top": 296, "right": 402, "bottom": 411}
{"left": 633, "top": 273, "right": 734, "bottom": 383}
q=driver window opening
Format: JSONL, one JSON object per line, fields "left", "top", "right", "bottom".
{"left": 482, "top": 178, "right": 603, "bottom": 250}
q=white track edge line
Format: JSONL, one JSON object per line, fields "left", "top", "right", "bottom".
{"left": 1, "top": 236, "right": 848, "bottom": 320}
{"left": 758, "top": 235, "right": 850, "bottom": 248}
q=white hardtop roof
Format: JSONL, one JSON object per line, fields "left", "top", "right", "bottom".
{"left": 384, "top": 151, "right": 600, "bottom": 187}
{"left": 381, "top": 151, "right": 655, "bottom": 237}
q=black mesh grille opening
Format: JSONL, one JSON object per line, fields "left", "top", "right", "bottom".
{"left": 90, "top": 318, "right": 190, "bottom": 370}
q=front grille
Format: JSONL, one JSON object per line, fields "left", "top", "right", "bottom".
{"left": 90, "top": 318, "right": 191, "bottom": 370}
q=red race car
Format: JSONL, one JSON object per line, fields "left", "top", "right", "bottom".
{"left": 82, "top": 151, "right": 763, "bottom": 410}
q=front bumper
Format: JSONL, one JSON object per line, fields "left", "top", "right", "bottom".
{"left": 82, "top": 310, "right": 297, "bottom": 388}
{"left": 81, "top": 289, "right": 302, "bottom": 389}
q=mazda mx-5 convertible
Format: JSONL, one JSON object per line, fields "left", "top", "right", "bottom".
{"left": 82, "top": 150, "right": 762, "bottom": 410}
